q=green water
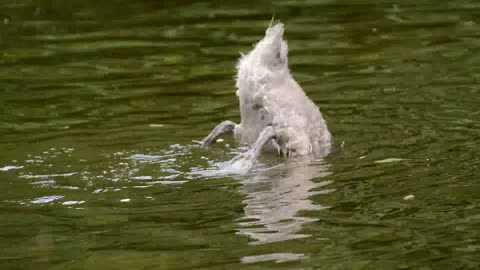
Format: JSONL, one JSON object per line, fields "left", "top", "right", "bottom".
{"left": 1, "top": 0, "right": 479, "bottom": 269}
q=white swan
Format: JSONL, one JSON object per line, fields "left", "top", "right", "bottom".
{"left": 200, "top": 22, "right": 332, "bottom": 171}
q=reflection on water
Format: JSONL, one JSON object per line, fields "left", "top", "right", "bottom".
{"left": 241, "top": 252, "right": 308, "bottom": 264}
{"left": 237, "top": 161, "right": 333, "bottom": 245}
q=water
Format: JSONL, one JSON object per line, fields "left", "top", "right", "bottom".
{"left": 1, "top": 0, "right": 479, "bottom": 269}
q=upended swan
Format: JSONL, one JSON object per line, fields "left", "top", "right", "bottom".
{"left": 198, "top": 22, "right": 332, "bottom": 171}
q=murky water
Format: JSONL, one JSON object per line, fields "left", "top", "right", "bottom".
{"left": 1, "top": 0, "right": 480, "bottom": 269}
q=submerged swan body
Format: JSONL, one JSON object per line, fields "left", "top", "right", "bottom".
{"left": 200, "top": 22, "right": 332, "bottom": 170}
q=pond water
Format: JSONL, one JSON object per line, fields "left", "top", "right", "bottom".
{"left": 1, "top": 0, "right": 479, "bottom": 269}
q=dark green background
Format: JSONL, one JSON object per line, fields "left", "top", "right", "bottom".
{"left": 1, "top": 0, "right": 479, "bottom": 269}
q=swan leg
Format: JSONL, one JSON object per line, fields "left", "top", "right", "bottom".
{"left": 249, "top": 125, "right": 277, "bottom": 160}
{"left": 224, "top": 126, "right": 277, "bottom": 173}
{"left": 199, "top": 120, "right": 237, "bottom": 146}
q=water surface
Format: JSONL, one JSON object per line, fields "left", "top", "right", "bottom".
{"left": 1, "top": 0, "right": 480, "bottom": 269}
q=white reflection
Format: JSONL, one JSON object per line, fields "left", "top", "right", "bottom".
{"left": 237, "top": 160, "right": 333, "bottom": 245}
{"left": 241, "top": 252, "right": 308, "bottom": 264}
{"left": 0, "top": 165, "right": 24, "bottom": 171}
{"left": 31, "top": 195, "right": 64, "bottom": 204}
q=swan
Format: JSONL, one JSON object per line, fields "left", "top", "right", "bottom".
{"left": 199, "top": 22, "right": 332, "bottom": 171}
